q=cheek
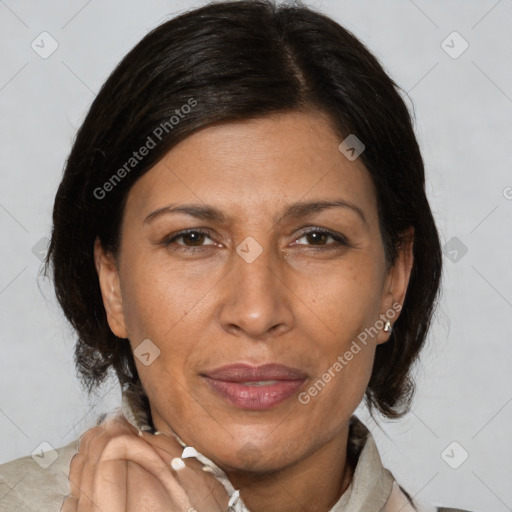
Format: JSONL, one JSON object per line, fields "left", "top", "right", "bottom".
{"left": 303, "top": 332, "right": 376, "bottom": 419}
{"left": 297, "top": 259, "right": 382, "bottom": 404}
{"left": 118, "top": 254, "right": 219, "bottom": 397}
{"left": 119, "top": 251, "right": 204, "bottom": 341}
{"left": 301, "top": 256, "right": 383, "bottom": 332}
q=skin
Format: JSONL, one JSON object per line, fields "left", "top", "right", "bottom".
{"left": 92, "top": 110, "right": 414, "bottom": 512}
{"left": 63, "top": 415, "right": 230, "bottom": 511}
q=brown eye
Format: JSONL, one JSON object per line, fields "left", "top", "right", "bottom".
{"left": 294, "top": 228, "right": 349, "bottom": 248}
{"left": 163, "top": 229, "right": 216, "bottom": 249}
{"left": 179, "top": 231, "right": 207, "bottom": 246}
{"left": 305, "top": 231, "right": 330, "bottom": 245}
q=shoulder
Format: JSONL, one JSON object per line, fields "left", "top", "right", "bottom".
{"left": 0, "top": 439, "right": 78, "bottom": 512}
{"left": 434, "top": 509, "right": 478, "bottom": 512}
{"left": 346, "top": 417, "right": 477, "bottom": 512}
{"left": 384, "top": 479, "right": 477, "bottom": 512}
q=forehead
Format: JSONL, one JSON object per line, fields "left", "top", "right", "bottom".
{"left": 124, "top": 110, "right": 378, "bottom": 226}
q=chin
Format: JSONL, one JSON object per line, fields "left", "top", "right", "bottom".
{"left": 206, "top": 439, "right": 298, "bottom": 476}
{"left": 217, "top": 454, "right": 285, "bottom": 476}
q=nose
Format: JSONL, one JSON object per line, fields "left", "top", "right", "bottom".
{"left": 218, "top": 243, "right": 295, "bottom": 341}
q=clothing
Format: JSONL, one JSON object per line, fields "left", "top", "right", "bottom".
{"left": 0, "top": 387, "right": 474, "bottom": 512}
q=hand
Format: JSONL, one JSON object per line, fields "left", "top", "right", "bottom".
{"left": 61, "top": 412, "right": 230, "bottom": 512}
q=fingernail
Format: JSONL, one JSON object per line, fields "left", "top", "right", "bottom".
{"left": 171, "top": 457, "right": 186, "bottom": 471}
{"left": 182, "top": 446, "right": 199, "bottom": 459}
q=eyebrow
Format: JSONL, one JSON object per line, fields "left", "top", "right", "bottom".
{"left": 143, "top": 199, "right": 368, "bottom": 226}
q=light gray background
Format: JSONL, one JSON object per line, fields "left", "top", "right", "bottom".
{"left": 1, "top": 0, "right": 511, "bottom": 510}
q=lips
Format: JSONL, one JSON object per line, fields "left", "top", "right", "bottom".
{"left": 202, "top": 363, "right": 308, "bottom": 382}
{"left": 201, "top": 363, "right": 308, "bottom": 410}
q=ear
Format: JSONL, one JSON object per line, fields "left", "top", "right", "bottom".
{"left": 93, "top": 237, "right": 128, "bottom": 339}
{"left": 376, "top": 226, "right": 414, "bottom": 345}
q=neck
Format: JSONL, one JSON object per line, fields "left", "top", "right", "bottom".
{"left": 225, "top": 425, "right": 353, "bottom": 512}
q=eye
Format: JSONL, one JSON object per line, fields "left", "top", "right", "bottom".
{"left": 292, "top": 228, "right": 349, "bottom": 248}
{"left": 161, "top": 227, "right": 349, "bottom": 253}
{"left": 162, "top": 229, "right": 218, "bottom": 251}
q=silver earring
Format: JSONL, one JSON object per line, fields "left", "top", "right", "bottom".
{"left": 383, "top": 321, "right": 393, "bottom": 333}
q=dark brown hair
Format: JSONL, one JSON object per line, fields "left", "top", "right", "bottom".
{"left": 44, "top": 0, "right": 442, "bottom": 420}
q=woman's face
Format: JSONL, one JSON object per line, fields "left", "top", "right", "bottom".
{"left": 95, "top": 110, "right": 413, "bottom": 473}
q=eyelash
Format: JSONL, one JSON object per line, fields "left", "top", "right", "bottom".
{"left": 161, "top": 227, "right": 349, "bottom": 252}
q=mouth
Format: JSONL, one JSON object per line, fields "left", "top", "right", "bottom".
{"left": 201, "top": 363, "right": 308, "bottom": 410}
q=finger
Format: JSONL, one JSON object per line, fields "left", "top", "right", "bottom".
{"left": 76, "top": 430, "right": 108, "bottom": 509}
{"left": 69, "top": 418, "right": 145, "bottom": 511}
{"left": 93, "top": 434, "right": 194, "bottom": 510}
{"left": 141, "top": 434, "right": 230, "bottom": 511}
{"left": 73, "top": 419, "right": 143, "bottom": 509}
{"left": 60, "top": 494, "right": 77, "bottom": 512}
{"left": 78, "top": 419, "right": 135, "bottom": 497}
{"left": 78, "top": 425, "right": 104, "bottom": 454}
{"left": 154, "top": 448, "right": 218, "bottom": 506}
{"left": 79, "top": 413, "right": 135, "bottom": 457}
{"left": 68, "top": 442, "right": 101, "bottom": 511}
{"left": 73, "top": 416, "right": 217, "bottom": 511}
{"left": 90, "top": 459, "right": 127, "bottom": 511}
{"left": 74, "top": 455, "right": 129, "bottom": 512}
{"left": 115, "top": 427, "right": 228, "bottom": 510}
{"left": 74, "top": 429, "right": 117, "bottom": 511}
{"left": 68, "top": 452, "right": 86, "bottom": 498}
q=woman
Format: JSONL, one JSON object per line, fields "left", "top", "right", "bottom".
{"left": 0, "top": 1, "right": 474, "bottom": 511}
